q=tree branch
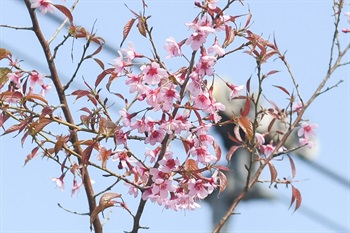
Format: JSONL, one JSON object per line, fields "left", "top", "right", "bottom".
{"left": 23, "top": 1, "right": 102, "bottom": 232}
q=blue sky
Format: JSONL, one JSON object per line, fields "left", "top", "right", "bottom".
{"left": 1, "top": 0, "right": 349, "bottom": 232}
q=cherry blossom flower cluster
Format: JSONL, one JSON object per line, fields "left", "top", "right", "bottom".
{"left": 0, "top": 0, "right": 321, "bottom": 215}
{"left": 3, "top": 66, "right": 52, "bottom": 101}
{"left": 94, "top": 0, "right": 253, "bottom": 209}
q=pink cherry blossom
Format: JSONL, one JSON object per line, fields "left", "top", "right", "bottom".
{"left": 189, "top": 145, "right": 216, "bottom": 164}
{"left": 164, "top": 37, "right": 183, "bottom": 58}
{"left": 208, "top": 37, "right": 225, "bottom": 56}
{"left": 196, "top": 55, "right": 217, "bottom": 76}
{"left": 145, "top": 129, "right": 165, "bottom": 145}
{"left": 31, "top": 0, "right": 55, "bottom": 14}
{"left": 192, "top": 92, "right": 211, "bottom": 110}
{"left": 119, "top": 108, "right": 134, "bottom": 127}
{"left": 71, "top": 178, "right": 83, "bottom": 197}
{"left": 187, "top": 178, "right": 210, "bottom": 199}
{"left": 40, "top": 83, "right": 52, "bottom": 97}
{"left": 185, "top": 31, "right": 207, "bottom": 51}
{"left": 174, "top": 112, "right": 192, "bottom": 133}
{"left": 186, "top": 71, "right": 203, "bottom": 97}
{"left": 29, "top": 71, "right": 44, "bottom": 88}
{"left": 131, "top": 117, "right": 156, "bottom": 134}
{"left": 145, "top": 147, "right": 161, "bottom": 163}
{"left": 205, "top": 0, "right": 219, "bottom": 10}
{"left": 175, "top": 194, "right": 201, "bottom": 210}
{"left": 293, "top": 101, "right": 303, "bottom": 113}
{"left": 225, "top": 82, "right": 244, "bottom": 99}
{"left": 297, "top": 122, "right": 318, "bottom": 140}
{"left": 113, "top": 51, "right": 129, "bottom": 76}
{"left": 262, "top": 144, "right": 275, "bottom": 157}
{"left": 255, "top": 133, "right": 265, "bottom": 146}
{"left": 125, "top": 182, "right": 139, "bottom": 198}
{"left": 141, "top": 62, "right": 168, "bottom": 85}
{"left": 122, "top": 41, "right": 142, "bottom": 62}
{"left": 158, "top": 151, "right": 180, "bottom": 173}
{"left": 125, "top": 73, "right": 143, "bottom": 94}
{"left": 158, "top": 84, "right": 181, "bottom": 112}
{"left": 160, "top": 117, "right": 179, "bottom": 134}
{"left": 51, "top": 174, "right": 65, "bottom": 191}
{"left": 299, "top": 137, "right": 314, "bottom": 149}
{"left": 143, "top": 87, "right": 162, "bottom": 111}
{"left": 114, "top": 129, "right": 129, "bottom": 147}
{"left": 112, "top": 150, "right": 137, "bottom": 170}
{"left": 6, "top": 72, "right": 23, "bottom": 89}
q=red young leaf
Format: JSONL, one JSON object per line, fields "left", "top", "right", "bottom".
{"left": 240, "top": 96, "right": 250, "bottom": 117}
{"left": 226, "top": 145, "right": 240, "bottom": 162}
{"left": 87, "top": 44, "right": 103, "bottom": 58}
{"left": 71, "top": 90, "right": 91, "bottom": 101}
{"left": 237, "top": 116, "right": 253, "bottom": 141}
{"left": 24, "top": 146, "right": 39, "bottom": 166}
{"left": 287, "top": 154, "right": 297, "bottom": 179}
{"left": 233, "top": 125, "right": 243, "bottom": 142}
{"left": 81, "top": 141, "right": 98, "bottom": 166}
{"left": 53, "top": 4, "right": 73, "bottom": 23}
{"left": 273, "top": 85, "right": 290, "bottom": 96}
{"left": 244, "top": 11, "right": 252, "bottom": 28}
{"left": 55, "top": 135, "right": 69, "bottom": 156}
{"left": 217, "top": 170, "right": 228, "bottom": 193}
{"left": 120, "top": 18, "right": 136, "bottom": 47}
{"left": 267, "top": 70, "right": 280, "bottom": 76}
{"left": 0, "top": 112, "right": 10, "bottom": 127}
{"left": 267, "top": 117, "right": 276, "bottom": 133}
{"left": 98, "top": 147, "right": 113, "bottom": 168}
{"left": 3, "top": 122, "right": 24, "bottom": 136}
{"left": 93, "top": 58, "right": 105, "bottom": 70}
{"left": 24, "top": 93, "right": 48, "bottom": 105}
{"left": 32, "top": 118, "right": 51, "bottom": 134}
{"left": 95, "top": 68, "right": 114, "bottom": 87}
{"left": 267, "top": 161, "right": 278, "bottom": 187}
{"left": 21, "top": 130, "right": 30, "bottom": 146}
{"left": 215, "top": 165, "right": 230, "bottom": 172}
{"left": 40, "top": 106, "right": 53, "bottom": 119}
{"left": 185, "top": 159, "right": 199, "bottom": 172}
{"left": 213, "top": 140, "right": 222, "bottom": 162}
{"left": 289, "top": 185, "right": 302, "bottom": 212}
{"left": 246, "top": 76, "right": 251, "bottom": 94}
{"left": 180, "top": 138, "right": 191, "bottom": 154}
{"left": 223, "top": 25, "right": 235, "bottom": 48}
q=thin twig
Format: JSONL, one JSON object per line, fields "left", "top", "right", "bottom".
{"left": 47, "top": 0, "right": 80, "bottom": 44}
{"left": 0, "top": 24, "right": 33, "bottom": 30}
{"left": 57, "top": 203, "right": 89, "bottom": 215}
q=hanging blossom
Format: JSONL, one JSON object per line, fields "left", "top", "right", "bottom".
{"left": 121, "top": 41, "right": 143, "bottom": 62}
{"left": 185, "top": 15, "right": 215, "bottom": 51}
{"left": 208, "top": 37, "right": 225, "bottom": 56}
{"left": 51, "top": 173, "right": 65, "bottom": 191}
{"left": 30, "top": 0, "right": 55, "bottom": 14}
{"left": 225, "top": 82, "right": 244, "bottom": 100}
{"left": 164, "top": 37, "right": 183, "bottom": 58}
